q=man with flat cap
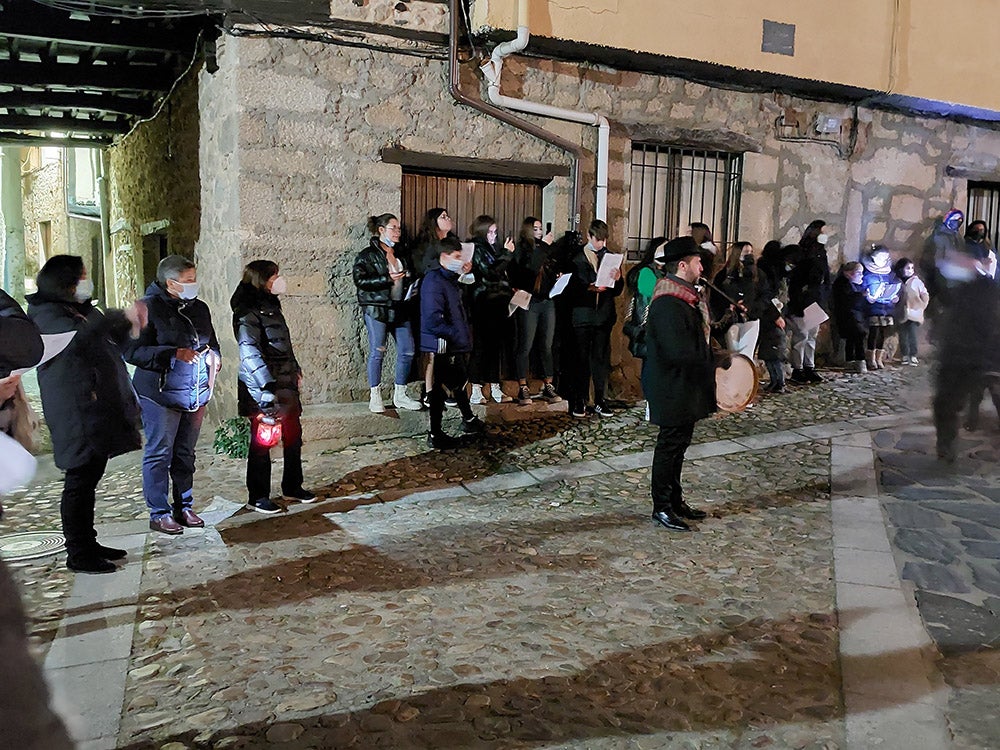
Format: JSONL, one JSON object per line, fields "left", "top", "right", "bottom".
{"left": 642, "top": 236, "right": 718, "bottom": 531}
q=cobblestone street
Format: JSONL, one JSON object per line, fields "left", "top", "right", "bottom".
{"left": 2, "top": 364, "right": 996, "bottom": 749}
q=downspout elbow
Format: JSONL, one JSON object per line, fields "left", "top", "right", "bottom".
{"left": 492, "top": 25, "right": 529, "bottom": 65}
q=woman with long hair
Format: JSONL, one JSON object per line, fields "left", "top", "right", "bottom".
{"left": 231, "top": 260, "right": 316, "bottom": 514}
{"left": 509, "top": 216, "right": 563, "bottom": 404}
{"left": 466, "top": 214, "right": 515, "bottom": 404}
{"left": 27, "top": 255, "right": 146, "bottom": 573}
{"left": 353, "top": 213, "right": 422, "bottom": 413}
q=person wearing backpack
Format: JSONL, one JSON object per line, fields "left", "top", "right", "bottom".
{"left": 623, "top": 237, "right": 668, "bottom": 368}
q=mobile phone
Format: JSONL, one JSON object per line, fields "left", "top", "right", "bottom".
{"left": 546, "top": 222, "right": 552, "bottom": 233}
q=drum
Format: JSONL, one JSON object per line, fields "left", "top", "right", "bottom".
{"left": 715, "top": 353, "right": 758, "bottom": 412}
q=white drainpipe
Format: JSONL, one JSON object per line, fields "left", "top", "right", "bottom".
{"left": 480, "top": 1, "right": 610, "bottom": 222}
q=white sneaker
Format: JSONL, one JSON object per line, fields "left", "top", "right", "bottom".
{"left": 909, "top": 356, "right": 919, "bottom": 365}
{"left": 393, "top": 384, "right": 423, "bottom": 411}
{"left": 490, "top": 383, "right": 511, "bottom": 403}
{"left": 369, "top": 387, "right": 385, "bottom": 413}
{"left": 470, "top": 384, "right": 486, "bottom": 405}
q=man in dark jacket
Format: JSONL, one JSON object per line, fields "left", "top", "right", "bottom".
{"left": 420, "top": 237, "right": 485, "bottom": 449}
{"left": 642, "top": 237, "right": 716, "bottom": 531}
{"left": 566, "top": 219, "right": 624, "bottom": 418}
{"left": 787, "top": 219, "right": 831, "bottom": 383}
{"left": 124, "top": 255, "right": 220, "bottom": 535}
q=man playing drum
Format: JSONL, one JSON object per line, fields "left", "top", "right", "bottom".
{"left": 642, "top": 237, "right": 720, "bottom": 531}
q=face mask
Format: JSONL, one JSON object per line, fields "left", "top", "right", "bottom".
{"left": 817, "top": 233, "right": 829, "bottom": 245}
{"left": 269, "top": 276, "right": 288, "bottom": 295}
{"left": 443, "top": 257, "right": 465, "bottom": 274}
{"left": 700, "top": 241, "right": 716, "bottom": 253}
{"left": 487, "top": 231, "right": 498, "bottom": 245}
{"left": 741, "top": 256, "right": 755, "bottom": 266}
{"left": 174, "top": 281, "right": 199, "bottom": 300}
{"left": 380, "top": 234, "right": 395, "bottom": 248}
{"left": 533, "top": 227, "right": 543, "bottom": 238}
{"left": 74, "top": 278, "right": 94, "bottom": 302}
{"left": 785, "top": 264, "right": 793, "bottom": 272}
{"left": 970, "top": 230, "right": 986, "bottom": 242}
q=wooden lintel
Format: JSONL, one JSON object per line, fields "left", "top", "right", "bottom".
{"left": 0, "top": 114, "right": 130, "bottom": 135}
{"left": 0, "top": 131, "right": 110, "bottom": 147}
{"left": 381, "top": 147, "right": 570, "bottom": 183}
{"left": 0, "top": 91, "right": 153, "bottom": 118}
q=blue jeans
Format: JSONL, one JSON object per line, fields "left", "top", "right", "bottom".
{"left": 898, "top": 320, "right": 920, "bottom": 358}
{"left": 139, "top": 397, "right": 205, "bottom": 519}
{"left": 364, "top": 313, "right": 414, "bottom": 387}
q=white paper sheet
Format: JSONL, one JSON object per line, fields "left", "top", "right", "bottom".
{"left": 548, "top": 274, "right": 571, "bottom": 298}
{"left": 725, "top": 319, "right": 760, "bottom": 359}
{"left": 508, "top": 289, "right": 532, "bottom": 317}
{"left": 801, "top": 302, "right": 829, "bottom": 330}
{"left": 0, "top": 431, "right": 37, "bottom": 494}
{"left": 11, "top": 331, "right": 76, "bottom": 376}
{"left": 595, "top": 252, "right": 624, "bottom": 288}
{"left": 459, "top": 242, "right": 475, "bottom": 265}
{"left": 404, "top": 278, "right": 420, "bottom": 301}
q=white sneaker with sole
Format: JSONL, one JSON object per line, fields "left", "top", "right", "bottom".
{"left": 369, "top": 387, "right": 385, "bottom": 413}
{"left": 469, "top": 384, "right": 486, "bottom": 405}
{"left": 393, "top": 384, "right": 423, "bottom": 411}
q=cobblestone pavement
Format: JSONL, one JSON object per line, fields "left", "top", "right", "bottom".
{"left": 873, "top": 367, "right": 1000, "bottom": 750}
{"left": 4, "top": 363, "right": 996, "bottom": 748}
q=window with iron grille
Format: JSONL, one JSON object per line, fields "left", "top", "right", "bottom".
{"left": 967, "top": 181, "right": 1000, "bottom": 248}
{"left": 627, "top": 144, "right": 743, "bottom": 261}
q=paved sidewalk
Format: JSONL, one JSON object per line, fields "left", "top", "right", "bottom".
{"left": 2, "top": 365, "right": 994, "bottom": 748}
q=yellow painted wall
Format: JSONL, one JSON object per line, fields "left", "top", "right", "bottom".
{"left": 473, "top": 0, "right": 1000, "bottom": 112}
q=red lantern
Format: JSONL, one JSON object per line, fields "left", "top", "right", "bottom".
{"left": 255, "top": 415, "right": 282, "bottom": 447}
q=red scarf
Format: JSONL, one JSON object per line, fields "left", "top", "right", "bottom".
{"left": 652, "top": 275, "right": 711, "bottom": 343}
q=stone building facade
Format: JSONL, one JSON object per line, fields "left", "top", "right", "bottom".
{"left": 80, "top": 22, "right": 1000, "bottom": 419}
{"left": 101, "top": 29, "right": 1000, "bottom": 422}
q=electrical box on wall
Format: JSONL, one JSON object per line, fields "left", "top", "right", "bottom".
{"left": 815, "top": 115, "right": 842, "bottom": 134}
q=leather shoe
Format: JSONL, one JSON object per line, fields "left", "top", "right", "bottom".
{"left": 149, "top": 515, "right": 184, "bottom": 535}
{"left": 651, "top": 510, "right": 691, "bottom": 531}
{"left": 673, "top": 501, "right": 707, "bottom": 520}
{"left": 173, "top": 509, "right": 205, "bottom": 528}
{"left": 92, "top": 543, "right": 127, "bottom": 560}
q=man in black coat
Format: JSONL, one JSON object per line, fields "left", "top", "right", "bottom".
{"left": 642, "top": 237, "right": 717, "bottom": 531}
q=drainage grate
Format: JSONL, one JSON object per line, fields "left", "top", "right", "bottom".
{"left": 0, "top": 531, "right": 66, "bottom": 562}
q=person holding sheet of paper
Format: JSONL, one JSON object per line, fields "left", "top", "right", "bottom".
{"left": 566, "top": 219, "right": 624, "bottom": 418}
{"left": 861, "top": 244, "right": 901, "bottom": 370}
{"left": 466, "top": 215, "right": 515, "bottom": 405}
{"left": 27, "top": 255, "right": 146, "bottom": 574}
{"left": 509, "top": 216, "right": 563, "bottom": 405}
{"left": 353, "top": 213, "right": 422, "bottom": 414}
{"left": 787, "top": 220, "right": 832, "bottom": 384}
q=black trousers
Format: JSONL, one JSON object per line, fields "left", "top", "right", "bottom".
{"left": 429, "top": 353, "right": 475, "bottom": 435}
{"left": 843, "top": 332, "right": 865, "bottom": 361}
{"left": 651, "top": 423, "right": 695, "bottom": 513}
{"left": 571, "top": 322, "right": 612, "bottom": 407}
{"left": 61, "top": 454, "right": 109, "bottom": 558}
{"left": 247, "top": 390, "right": 304, "bottom": 502}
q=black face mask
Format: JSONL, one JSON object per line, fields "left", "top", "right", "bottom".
{"left": 741, "top": 256, "right": 755, "bottom": 267}
{"left": 970, "top": 230, "right": 986, "bottom": 242}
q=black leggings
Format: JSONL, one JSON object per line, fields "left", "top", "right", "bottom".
{"left": 867, "top": 325, "right": 888, "bottom": 350}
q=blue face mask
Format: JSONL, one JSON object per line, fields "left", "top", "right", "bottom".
{"left": 381, "top": 234, "right": 395, "bottom": 248}
{"left": 443, "top": 257, "right": 465, "bottom": 274}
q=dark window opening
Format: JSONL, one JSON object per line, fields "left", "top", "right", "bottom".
{"left": 968, "top": 182, "right": 1000, "bottom": 248}
{"left": 627, "top": 144, "right": 743, "bottom": 261}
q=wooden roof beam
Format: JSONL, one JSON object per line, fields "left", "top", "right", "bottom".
{"left": 0, "top": 131, "right": 110, "bottom": 147}
{"left": 0, "top": 91, "right": 153, "bottom": 118}
{"left": 0, "top": 60, "right": 176, "bottom": 92}
{"left": 0, "top": 113, "right": 130, "bottom": 135}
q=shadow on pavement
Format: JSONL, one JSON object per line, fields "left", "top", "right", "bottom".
{"left": 115, "top": 610, "right": 847, "bottom": 749}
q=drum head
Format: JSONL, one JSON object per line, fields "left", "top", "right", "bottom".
{"left": 715, "top": 353, "right": 758, "bottom": 412}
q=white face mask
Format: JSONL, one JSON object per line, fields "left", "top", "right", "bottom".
{"left": 817, "top": 233, "right": 829, "bottom": 245}
{"left": 487, "top": 230, "right": 498, "bottom": 245}
{"left": 174, "top": 281, "right": 199, "bottom": 300}
{"left": 700, "top": 241, "right": 716, "bottom": 253}
{"left": 74, "top": 278, "right": 94, "bottom": 302}
{"left": 269, "top": 276, "right": 288, "bottom": 295}
{"left": 380, "top": 234, "right": 395, "bottom": 248}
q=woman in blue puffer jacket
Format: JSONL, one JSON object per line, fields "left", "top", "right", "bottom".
{"left": 124, "top": 255, "right": 220, "bottom": 536}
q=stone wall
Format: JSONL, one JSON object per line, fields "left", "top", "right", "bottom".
{"left": 196, "top": 32, "right": 1000, "bottom": 410}
{"left": 107, "top": 62, "right": 202, "bottom": 306}
{"left": 20, "top": 158, "right": 66, "bottom": 280}
{"left": 215, "top": 36, "right": 571, "bottom": 407}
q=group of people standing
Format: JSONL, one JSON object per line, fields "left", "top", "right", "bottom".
{"left": 353, "top": 210, "right": 624, "bottom": 447}
{"left": 0, "top": 254, "right": 312, "bottom": 574}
